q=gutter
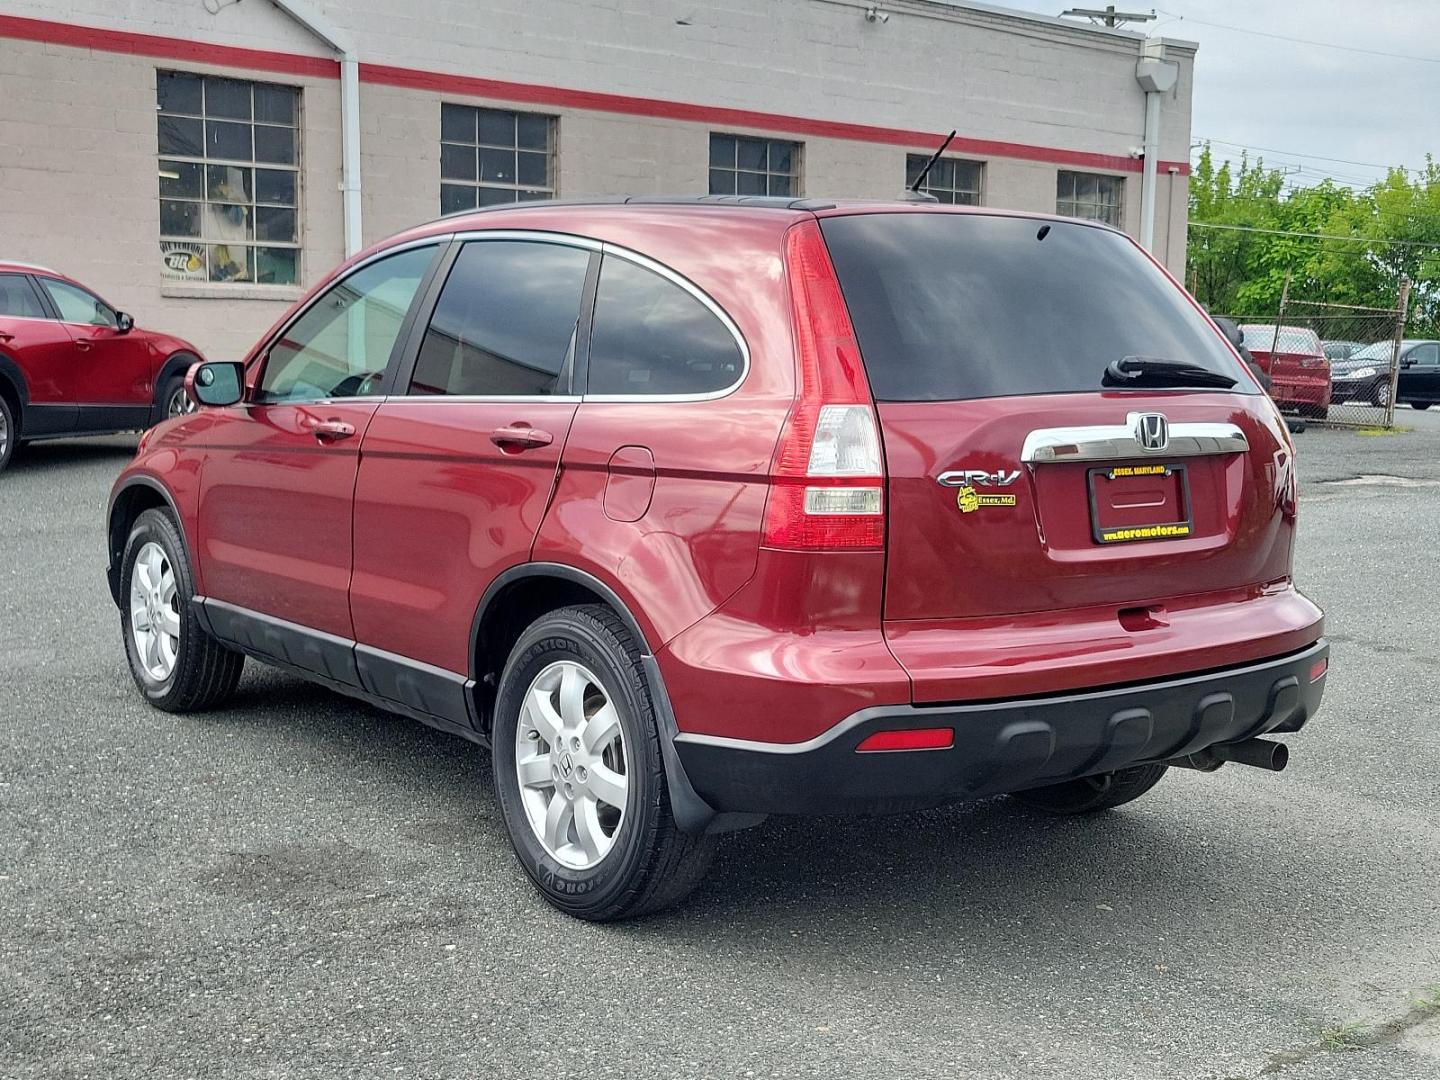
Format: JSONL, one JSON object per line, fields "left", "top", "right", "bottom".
{"left": 267, "top": 0, "right": 363, "bottom": 258}
{"left": 1135, "top": 37, "right": 1179, "bottom": 254}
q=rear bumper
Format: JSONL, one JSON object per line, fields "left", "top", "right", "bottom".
{"left": 1329, "top": 376, "right": 1385, "bottom": 403}
{"left": 673, "top": 639, "right": 1327, "bottom": 816}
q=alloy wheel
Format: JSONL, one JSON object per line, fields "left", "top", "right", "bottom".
{"left": 514, "top": 660, "right": 629, "bottom": 870}
{"left": 0, "top": 407, "right": 8, "bottom": 458}
{"left": 167, "top": 386, "right": 197, "bottom": 418}
{"left": 129, "top": 541, "right": 181, "bottom": 680}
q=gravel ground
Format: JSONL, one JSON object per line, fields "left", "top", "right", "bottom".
{"left": 2, "top": 409, "right": 1439, "bottom": 1080}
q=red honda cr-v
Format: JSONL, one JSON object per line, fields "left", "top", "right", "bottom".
{"left": 0, "top": 261, "right": 203, "bottom": 471}
{"left": 106, "top": 198, "right": 1327, "bottom": 920}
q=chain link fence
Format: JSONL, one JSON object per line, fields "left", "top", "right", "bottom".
{"left": 1217, "top": 278, "right": 1412, "bottom": 429}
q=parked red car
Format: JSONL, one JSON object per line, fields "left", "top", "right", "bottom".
{"left": 106, "top": 199, "right": 1327, "bottom": 919}
{"left": 0, "top": 261, "right": 202, "bottom": 472}
{"left": 1238, "top": 324, "right": 1331, "bottom": 420}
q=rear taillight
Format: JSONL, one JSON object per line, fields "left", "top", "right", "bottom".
{"left": 762, "top": 221, "right": 884, "bottom": 551}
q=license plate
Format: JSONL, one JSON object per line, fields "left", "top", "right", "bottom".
{"left": 1087, "top": 463, "right": 1193, "bottom": 544}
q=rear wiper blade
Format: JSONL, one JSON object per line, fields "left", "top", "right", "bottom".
{"left": 1103, "top": 355, "right": 1237, "bottom": 390}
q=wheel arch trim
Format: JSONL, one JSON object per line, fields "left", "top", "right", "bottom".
{"left": 470, "top": 562, "right": 732, "bottom": 836}
{"left": 106, "top": 474, "right": 191, "bottom": 607}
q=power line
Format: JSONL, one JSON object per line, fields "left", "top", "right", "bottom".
{"left": 1157, "top": 10, "right": 1440, "bottom": 64}
{"left": 1195, "top": 138, "right": 1419, "bottom": 177}
{"left": 1188, "top": 221, "right": 1440, "bottom": 249}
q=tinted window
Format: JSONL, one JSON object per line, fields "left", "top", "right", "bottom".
{"left": 1238, "top": 325, "right": 1323, "bottom": 356}
{"left": 1411, "top": 343, "right": 1440, "bottom": 366}
{"left": 258, "top": 245, "right": 436, "bottom": 403}
{"left": 41, "top": 279, "right": 117, "bottom": 327}
{"left": 587, "top": 256, "right": 743, "bottom": 396}
{"left": 0, "top": 274, "right": 46, "bottom": 319}
{"left": 820, "top": 214, "right": 1254, "bottom": 402}
{"left": 410, "top": 240, "right": 590, "bottom": 397}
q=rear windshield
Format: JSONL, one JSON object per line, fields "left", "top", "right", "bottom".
{"left": 1239, "top": 325, "right": 1323, "bottom": 355}
{"left": 819, "top": 213, "right": 1254, "bottom": 402}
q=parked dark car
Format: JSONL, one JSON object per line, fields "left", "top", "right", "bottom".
{"left": 0, "top": 261, "right": 203, "bottom": 473}
{"left": 1323, "top": 340, "right": 1364, "bottom": 362}
{"left": 106, "top": 198, "right": 1327, "bottom": 920}
{"left": 1330, "top": 339, "right": 1440, "bottom": 409}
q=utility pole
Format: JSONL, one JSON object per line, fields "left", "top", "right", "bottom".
{"left": 1060, "top": 5, "right": 1156, "bottom": 29}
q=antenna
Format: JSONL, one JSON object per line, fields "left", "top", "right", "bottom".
{"left": 910, "top": 130, "right": 957, "bottom": 194}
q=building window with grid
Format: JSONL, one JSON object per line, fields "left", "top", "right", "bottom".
{"left": 1056, "top": 171, "right": 1125, "bottom": 228}
{"left": 709, "top": 134, "right": 801, "bottom": 197}
{"left": 156, "top": 71, "right": 300, "bottom": 286}
{"left": 905, "top": 155, "right": 984, "bottom": 205}
{"left": 441, "top": 104, "right": 556, "bottom": 213}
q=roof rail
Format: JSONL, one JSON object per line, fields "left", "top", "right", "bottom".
{"left": 431, "top": 194, "right": 836, "bottom": 224}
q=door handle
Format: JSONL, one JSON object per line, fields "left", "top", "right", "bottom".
{"left": 0, "top": 330, "right": 13, "bottom": 342}
{"left": 308, "top": 418, "right": 356, "bottom": 442}
{"left": 490, "top": 424, "right": 554, "bottom": 450}
{"left": 74, "top": 337, "right": 93, "bottom": 351}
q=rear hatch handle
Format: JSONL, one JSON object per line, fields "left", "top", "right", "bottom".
{"left": 1021, "top": 412, "right": 1249, "bottom": 464}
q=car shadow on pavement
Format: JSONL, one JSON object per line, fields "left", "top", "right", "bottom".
{"left": 8, "top": 437, "right": 139, "bottom": 473}
{"left": 205, "top": 669, "right": 1397, "bottom": 967}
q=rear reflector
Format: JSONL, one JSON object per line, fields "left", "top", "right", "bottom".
{"left": 1309, "top": 657, "right": 1328, "bottom": 682}
{"left": 855, "top": 728, "right": 954, "bottom": 753}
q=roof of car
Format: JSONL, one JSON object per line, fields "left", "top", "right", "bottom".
{"left": 0, "top": 260, "right": 65, "bottom": 277}
{"left": 421, "top": 195, "right": 1123, "bottom": 234}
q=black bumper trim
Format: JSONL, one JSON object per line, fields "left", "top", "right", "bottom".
{"left": 673, "top": 640, "right": 1328, "bottom": 816}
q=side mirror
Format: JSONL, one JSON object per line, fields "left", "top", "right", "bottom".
{"left": 186, "top": 360, "right": 245, "bottom": 407}
{"left": 115, "top": 311, "right": 135, "bottom": 334}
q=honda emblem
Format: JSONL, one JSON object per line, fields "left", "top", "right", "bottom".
{"left": 1135, "top": 413, "right": 1169, "bottom": 453}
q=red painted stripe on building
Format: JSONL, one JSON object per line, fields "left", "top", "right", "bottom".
{"left": 0, "top": 13, "right": 1190, "bottom": 175}
{"left": 0, "top": 13, "right": 337, "bottom": 78}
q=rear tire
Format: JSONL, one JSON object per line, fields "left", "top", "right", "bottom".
{"left": 1009, "top": 763, "right": 1168, "bottom": 815}
{"left": 120, "top": 508, "right": 243, "bottom": 711}
{"left": 1411, "top": 402, "right": 1432, "bottom": 411}
{"left": 492, "top": 604, "right": 714, "bottom": 921}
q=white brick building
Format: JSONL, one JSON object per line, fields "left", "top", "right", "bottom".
{"left": 0, "top": 0, "right": 1196, "bottom": 360}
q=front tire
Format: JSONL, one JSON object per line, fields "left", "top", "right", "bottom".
{"left": 120, "top": 508, "right": 243, "bottom": 711}
{"left": 1411, "top": 402, "right": 1432, "bottom": 411}
{"left": 1009, "top": 763, "right": 1169, "bottom": 814}
{"left": 160, "top": 372, "right": 197, "bottom": 420}
{"left": 492, "top": 604, "right": 714, "bottom": 921}
{"left": 0, "top": 395, "right": 15, "bottom": 474}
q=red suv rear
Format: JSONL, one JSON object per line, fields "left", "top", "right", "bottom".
{"left": 106, "top": 199, "right": 1327, "bottom": 920}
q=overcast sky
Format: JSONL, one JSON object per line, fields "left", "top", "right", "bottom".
{"left": 1004, "top": 0, "right": 1439, "bottom": 189}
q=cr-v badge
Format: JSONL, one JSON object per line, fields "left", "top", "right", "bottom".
{"left": 936, "top": 468, "right": 1020, "bottom": 514}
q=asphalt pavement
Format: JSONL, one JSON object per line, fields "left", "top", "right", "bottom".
{"left": 2, "top": 409, "right": 1440, "bottom": 1080}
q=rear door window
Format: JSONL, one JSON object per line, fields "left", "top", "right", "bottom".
{"left": 0, "top": 274, "right": 47, "bottom": 319}
{"left": 819, "top": 213, "right": 1252, "bottom": 402}
{"left": 586, "top": 255, "right": 744, "bottom": 396}
{"left": 409, "top": 240, "right": 591, "bottom": 397}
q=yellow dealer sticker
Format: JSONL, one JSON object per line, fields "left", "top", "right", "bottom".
{"left": 956, "top": 486, "right": 1017, "bottom": 513}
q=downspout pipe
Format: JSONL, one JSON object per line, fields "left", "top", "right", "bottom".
{"left": 268, "top": 0, "right": 363, "bottom": 257}
{"left": 1135, "top": 39, "right": 1178, "bottom": 254}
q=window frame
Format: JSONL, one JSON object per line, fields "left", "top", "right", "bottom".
{"left": 904, "top": 154, "right": 985, "bottom": 205}
{"left": 400, "top": 235, "right": 600, "bottom": 400}
{"left": 155, "top": 69, "right": 303, "bottom": 287}
{"left": 708, "top": 133, "right": 803, "bottom": 198}
{"left": 248, "top": 238, "right": 446, "bottom": 405}
{"left": 0, "top": 273, "right": 56, "bottom": 321}
{"left": 439, "top": 104, "right": 559, "bottom": 214}
{"left": 373, "top": 230, "right": 752, "bottom": 405}
{"left": 1056, "top": 170, "right": 1126, "bottom": 228}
